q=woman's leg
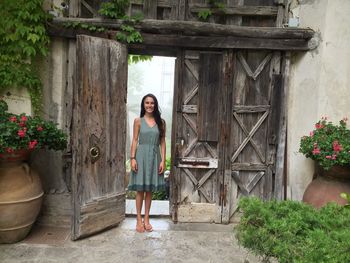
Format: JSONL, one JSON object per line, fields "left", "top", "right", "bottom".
{"left": 136, "top": 191, "right": 145, "bottom": 232}
{"left": 144, "top": 191, "right": 153, "bottom": 231}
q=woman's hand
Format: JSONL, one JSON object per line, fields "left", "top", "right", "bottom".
{"left": 159, "top": 161, "right": 165, "bottom": 175}
{"left": 131, "top": 159, "right": 138, "bottom": 173}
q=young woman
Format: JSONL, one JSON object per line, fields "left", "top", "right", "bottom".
{"left": 128, "top": 94, "right": 166, "bottom": 233}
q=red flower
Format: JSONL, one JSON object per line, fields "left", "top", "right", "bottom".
{"left": 9, "top": 116, "right": 17, "bottom": 122}
{"left": 6, "top": 147, "right": 14, "bottom": 153}
{"left": 333, "top": 141, "right": 342, "bottom": 152}
{"left": 18, "top": 129, "right": 26, "bottom": 138}
{"left": 312, "top": 148, "right": 321, "bottom": 155}
{"left": 29, "top": 140, "right": 38, "bottom": 149}
{"left": 19, "top": 121, "right": 26, "bottom": 127}
{"left": 325, "top": 155, "right": 332, "bottom": 159}
{"left": 315, "top": 123, "right": 324, "bottom": 129}
{"left": 20, "top": 115, "right": 27, "bottom": 122}
{"left": 37, "top": 126, "right": 43, "bottom": 132}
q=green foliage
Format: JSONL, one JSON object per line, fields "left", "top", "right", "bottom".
{"left": 99, "top": 0, "right": 130, "bottom": 19}
{"left": 0, "top": 0, "right": 50, "bottom": 114}
{"left": 0, "top": 99, "right": 67, "bottom": 153}
{"left": 197, "top": 0, "right": 226, "bottom": 21}
{"left": 341, "top": 192, "right": 350, "bottom": 208}
{"left": 198, "top": 9, "right": 212, "bottom": 21}
{"left": 299, "top": 118, "right": 350, "bottom": 170}
{"left": 64, "top": 22, "right": 106, "bottom": 32}
{"left": 116, "top": 24, "right": 143, "bottom": 43}
{"left": 128, "top": 55, "right": 152, "bottom": 64}
{"left": 235, "top": 197, "right": 350, "bottom": 263}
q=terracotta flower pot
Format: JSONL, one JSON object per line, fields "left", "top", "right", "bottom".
{"left": 0, "top": 151, "right": 43, "bottom": 244}
{"left": 303, "top": 165, "right": 350, "bottom": 209}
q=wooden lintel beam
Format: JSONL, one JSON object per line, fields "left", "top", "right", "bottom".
{"left": 189, "top": 6, "right": 278, "bottom": 16}
{"left": 51, "top": 17, "right": 315, "bottom": 40}
{"left": 47, "top": 27, "right": 312, "bottom": 51}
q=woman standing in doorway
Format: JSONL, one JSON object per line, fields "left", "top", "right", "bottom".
{"left": 128, "top": 94, "right": 166, "bottom": 233}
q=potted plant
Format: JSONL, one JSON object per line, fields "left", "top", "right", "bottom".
{"left": 0, "top": 99, "right": 67, "bottom": 243}
{"left": 299, "top": 117, "right": 350, "bottom": 208}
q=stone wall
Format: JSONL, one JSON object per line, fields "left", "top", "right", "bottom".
{"left": 288, "top": 0, "right": 350, "bottom": 200}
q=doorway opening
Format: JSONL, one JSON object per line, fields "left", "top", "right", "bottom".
{"left": 125, "top": 55, "right": 176, "bottom": 216}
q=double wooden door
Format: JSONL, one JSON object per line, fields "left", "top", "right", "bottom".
{"left": 70, "top": 37, "right": 285, "bottom": 240}
{"left": 171, "top": 50, "right": 284, "bottom": 223}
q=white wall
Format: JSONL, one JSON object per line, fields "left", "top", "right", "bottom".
{"left": 288, "top": 0, "right": 350, "bottom": 200}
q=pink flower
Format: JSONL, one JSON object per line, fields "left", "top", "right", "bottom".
{"left": 6, "top": 147, "right": 14, "bottom": 153}
{"left": 332, "top": 154, "right": 337, "bottom": 160}
{"left": 20, "top": 115, "right": 27, "bottom": 122}
{"left": 312, "top": 148, "right": 321, "bottom": 155}
{"left": 29, "top": 140, "right": 38, "bottom": 149}
{"left": 315, "top": 123, "right": 324, "bottom": 129}
{"left": 37, "top": 126, "right": 43, "bottom": 132}
{"left": 309, "top": 131, "right": 314, "bottom": 137}
{"left": 19, "top": 121, "right": 26, "bottom": 127}
{"left": 9, "top": 116, "right": 17, "bottom": 122}
{"left": 325, "top": 155, "right": 332, "bottom": 159}
{"left": 333, "top": 141, "right": 342, "bottom": 152}
{"left": 17, "top": 129, "right": 26, "bottom": 138}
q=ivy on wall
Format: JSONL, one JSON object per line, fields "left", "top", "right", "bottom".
{"left": 0, "top": 0, "right": 50, "bottom": 114}
{"left": 99, "top": 0, "right": 152, "bottom": 63}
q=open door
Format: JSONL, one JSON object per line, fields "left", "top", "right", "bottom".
{"left": 71, "top": 35, "right": 127, "bottom": 240}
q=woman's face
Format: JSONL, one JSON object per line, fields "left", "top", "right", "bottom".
{"left": 144, "top": 96, "right": 155, "bottom": 114}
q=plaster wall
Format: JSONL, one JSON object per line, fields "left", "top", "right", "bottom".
{"left": 288, "top": 0, "right": 350, "bottom": 200}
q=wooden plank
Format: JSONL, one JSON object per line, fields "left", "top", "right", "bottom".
{"left": 178, "top": 0, "right": 186, "bottom": 20}
{"left": 231, "top": 163, "right": 267, "bottom": 170}
{"left": 246, "top": 171, "right": 265, "bottom": 193}
{"left": 189, "top": 5, "right": 278, "bottom": 16}
{"left": 51, "top": 18, "right": 315, "bottom": 39}
{"left": 182, "top": 105, "right": 197, "bottom": 114}
{"left": 79, "top": 193, "right": 125, "bottom": 236}
{"left": 231, "top": 111, "right": 269, "bottom": 162}
{"left": 221, "top": 51, "right": 235, "bottom": 224}
{"left": 233, "top": 112, "right": 265, "bottom": 162}
{"left": 198, "top": 52, "right": 222, "bottom": 142}
{"left": 233, "top": 105, "right": 270, "bottom": 113}
{"left": 72, "top": 35, "right": 127, "bottom": 240}
{"left": 274, "top": 53, "right": 290, "bottom": 200}
{"left": 143, "top": 0, "right": 157, "bottom": 19}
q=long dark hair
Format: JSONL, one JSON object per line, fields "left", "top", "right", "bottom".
{"left": 140, "top": 94, "right": 165, "bottom": 139}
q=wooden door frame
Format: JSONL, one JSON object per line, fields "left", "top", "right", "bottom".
{"left": 65, "top": 40, "right": 289, "bottom": 226}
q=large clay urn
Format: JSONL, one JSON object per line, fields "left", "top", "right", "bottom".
{"left": 0, "top": 151, "right": 44, "bottom": 243}
{"left": 303, "top": 165, "right": 350, "bottom": 208}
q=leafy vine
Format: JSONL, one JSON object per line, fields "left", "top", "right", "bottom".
{"left": 198, "top": 0, "right": 226, "bottom": 21}
{"left": 0, "top": 0, "right": 50, "bottom": 114}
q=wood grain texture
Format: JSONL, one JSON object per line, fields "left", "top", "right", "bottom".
{"left": 72, "top": 35, "right": 127, "bottom": 240}
{"left": 198, "top": 52, "right": 222, "bottom": 142}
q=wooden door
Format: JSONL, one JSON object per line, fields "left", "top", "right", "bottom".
{"left": 222, "top": 50, "right": 284, "bottom": 223}
{"left": 171, "top": 50, "right": 226, "bottom": 223}
{"left": 71, "top": 35, "right": 127, "bottom": 240}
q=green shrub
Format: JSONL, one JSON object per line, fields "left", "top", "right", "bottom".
{"left": 234, "top": 197, "right": 350, "bottom": 263}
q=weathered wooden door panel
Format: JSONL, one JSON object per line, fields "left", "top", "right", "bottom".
{"left": 172, "top": 50, "right": 224, "bottom": 223}
{"left": 72, "top": 35, "right": 127, "bottom": 240}
{"left": 222, "top": 51, "right": 283, "bottom": 223}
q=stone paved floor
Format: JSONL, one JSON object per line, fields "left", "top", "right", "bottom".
{"left": 0, "top": 218, "right": 261, "bottom": 263}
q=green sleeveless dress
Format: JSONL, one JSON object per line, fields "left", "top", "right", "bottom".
{"left": 128, "top": 117, "right": 165, "bottom": 192}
